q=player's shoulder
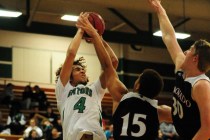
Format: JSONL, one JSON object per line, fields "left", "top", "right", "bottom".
{"left": 193, "top": 77, "right": 210, "bottom": 90}
{"left": 192, "top": 78, "right": 210, "bottom": 101}
{"left": 186, "top": 73, "right": 210, "bottom": 87}
{"left": 195, "top": 79, "right": 209, "bottom": 85}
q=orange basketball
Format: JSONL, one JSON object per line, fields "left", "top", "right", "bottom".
{"left": 83, "top": 12, "right": 105, "bottom": 42}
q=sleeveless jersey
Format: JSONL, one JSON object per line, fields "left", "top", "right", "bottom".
{"left": 113, "top": 92, "right": 159, "bottom": 140}
{"left": 172, "top": 71, "right": 210, "bottom": 139}
{"left": 55, "top": 78, "right": 106, "bottom": 140}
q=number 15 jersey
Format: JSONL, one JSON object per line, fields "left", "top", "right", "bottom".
{"left": 113, "top": 92, "right": 159, "bottom": 140}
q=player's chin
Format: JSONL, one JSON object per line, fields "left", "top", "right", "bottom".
{"left": 79, "top": 79, "right": 88, "bottom": 85}
{"left": 81, "top": 81, "right": 88, "bottom": 85}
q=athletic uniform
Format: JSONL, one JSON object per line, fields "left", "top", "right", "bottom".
{"left": 172, "top": 71, "right": 210, "bottom": 139}
{"left": 55, "top": 77, "right": 106, "bottom": 140}
{"left": 113, "top": 92, "right": 159, "bottom": 140}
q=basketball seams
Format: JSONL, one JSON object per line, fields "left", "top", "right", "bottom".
{"left": 89, "top": 12, "right": 105, "bottom": 35}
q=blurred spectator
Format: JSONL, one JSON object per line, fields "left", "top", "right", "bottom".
{"left": 159, "top": 122, "right": 179, "bottom": 140}
{"left": 46, "top": 127, "right": 62, "bottom": 140}
{"left": 24, "top": 129, "right": 42, "bottom": 140}
{"left": 29, "top": 106, "right": 47, "bottom": 128}
{"left": 1, "top": 83, "right": 15, "bottom": 107}
{"left": 23, "top": 118, "right": 43, "bottom": 138}
{"left": 104, "top": 124, "right": 113, "bottom": 140}
{"left": 43, "top": 106, "right": 58, "bottom": 126}
{"left": 42, "top": 119, "right": 53, "bottom": 139}
{"left": 0, "top": 101, "right": 26, "bottom": 135}
{"left": 54, "top": 117, "right": 62, "bottom": 133}
{"left": 22, "top": 85, "right": 33, "bottom": 109}
{"left": 31, "top": 85, "right": 47, "bottom": 110}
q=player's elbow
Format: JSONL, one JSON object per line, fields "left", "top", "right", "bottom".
{"left": 112, "top": 59, "right": 119, "bottom": 70}
{"left": 112, "top": 94, "right": 122, "bottom": 102}
{"left": 162, "top": 34, "right": 176, "bottom": 45}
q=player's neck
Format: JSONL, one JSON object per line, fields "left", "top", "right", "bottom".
{"left": 184, "top": 70, "right": 204, "bottom": 79}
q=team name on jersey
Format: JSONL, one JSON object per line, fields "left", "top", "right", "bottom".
{"left": 173, "top": 87, "right": 191, "bottom": 107}
{"left": 68, "top": 87, "right": 92, "bottom": 97}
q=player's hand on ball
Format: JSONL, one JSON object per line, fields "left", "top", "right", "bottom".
{"left": 76, "top": 12, "right": 98, "bottom": 38}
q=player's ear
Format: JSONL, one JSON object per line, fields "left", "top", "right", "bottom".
{"left": 136, "top": 83, "right": 140, "bottom": 91}
{"left": 133, "top": 77, "right": 140, "bottom": 92}
{"left": 134, "top": 82, "right": 140, "bottom": 92}
{"left": 193, "top": 54, "right": 198, "bottom": 62}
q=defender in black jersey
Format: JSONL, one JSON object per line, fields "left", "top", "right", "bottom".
{"left": 149, "top": 0, "right": 210, "bottom": 139}
{"left": 172, "top": 71, "right": 210, "bottom": 139}
{"left": 113, "top": 92, "right": 160, "bottom": 140}
{"left": 106, "top": 69, "right": 164, "bottom": 140}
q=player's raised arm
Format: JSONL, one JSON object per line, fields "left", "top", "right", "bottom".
{"left": 59, "top": 13, "right": 85, "bottom": 86}
{"left": 101, "top": 38, "right": 119, "bottom": 70}
{"left": 76, "top": 13, "right": 110, "bottom": 87}
{"left": 98, "top": 38, "right": 119, "bottom": 91}
{"left": 87, "top": 20, "right": 127, "bottom": 104}
{"left": 148, "top": 0, "right": 185, "bottom": 70}
{"left": 77, "top": 13, "right": 127, "bottom": 103}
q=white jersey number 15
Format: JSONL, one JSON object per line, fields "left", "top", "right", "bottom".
{"left": 121, "top": 113, "right": 147, "bottom": 137}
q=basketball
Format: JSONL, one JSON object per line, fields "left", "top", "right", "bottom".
{"left": 83, "top": 12, "right": 105, "bottom": 42}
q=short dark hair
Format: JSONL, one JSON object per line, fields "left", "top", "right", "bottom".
{"left": 193, "top": 39, "right": 210, "bottom": 72}
{"left": 139, "top": 69, "right": 164, "bottom": 98}
{"left": 55, "top": 57, "right": 88, "bottom": 83}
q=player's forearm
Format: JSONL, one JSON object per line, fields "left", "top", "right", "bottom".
{"left": 158, "top": 105, "right": 173, "bottom": 123}
{"left": 102, "top": 39, "right": 119, "bottom": 69}
{"left": 66, "top": 29, "right": 83, "bottom": 57}
{"left": 60, "top": 29, "right": 83, "bottom": 86}
{"left": 156, "top": 3, "right": 183, "bottom": 64}
{"left": 92, "top": 34, "right": 113, "bottom": 70}
{"left": 112, "top": 100, "right": 120, "bottom": 115}
{"left": 157, "top": 6, "right": 176, "bottom": 47}
{"left": 192, "top": 128, "right": 210, "bottom": 140}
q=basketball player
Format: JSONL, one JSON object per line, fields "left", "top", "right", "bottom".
{"left": 55, "top": 12, "right": 118, "bottom": 140}
{"left": 111, "top": 69, "right": 164, "bottom": 140}
{"left": 148, "top": 0, "right": 210, "bottom": 139}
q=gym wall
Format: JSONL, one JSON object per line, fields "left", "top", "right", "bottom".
{"left": 0, "top": 29, "right": 174, "bottom": 93}
{"left": 0, "top": 30, "right": 121, "bottom": 84}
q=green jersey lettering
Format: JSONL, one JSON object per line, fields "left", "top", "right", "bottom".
{"left": 68, "top": 87, "right": 92, "bottom": 97}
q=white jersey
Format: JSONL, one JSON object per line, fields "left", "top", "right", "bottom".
{"left": 55, "top": 78, "right": 106, "bottom": 140}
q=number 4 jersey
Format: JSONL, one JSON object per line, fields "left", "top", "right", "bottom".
{"left": 172, "top": 71, "right": 210, "bottom": 139}
{"left": 55, "top": 77, "right": 106, "bottom": 140}
{"left": 113, "top": 92, "right": 159, "bottom": 140}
